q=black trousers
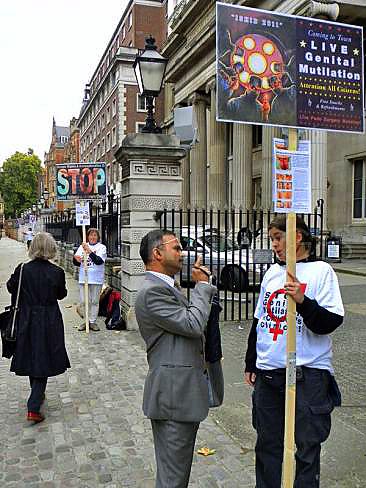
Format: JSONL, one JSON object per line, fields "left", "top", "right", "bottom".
{"left": 28, "top": 377, "right": 48, "bottom": 412}
{"left": 253, "top": 367, "right": 333, "bottom": 488}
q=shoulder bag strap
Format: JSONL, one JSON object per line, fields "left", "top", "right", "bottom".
{"left": 10, "top": 263, "right": 24, "bottom": 338}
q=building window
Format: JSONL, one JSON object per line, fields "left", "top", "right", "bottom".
{"left": 353, "top": 158, "right": 366, "bottom": 219}
{"left": 128, "top": 12, "right": 132, "bottom": 28}
{"left": 252, "top": 125, "right": 263, "bottom": 148}
{"left": 107, "top": 106, "right": 110, "bottom": 123}
{"left": 112, "top": 98, "right": 117, "bottom": 116}
{"left": 137, "top": 94, "right": 148, "bottom": 112}
{"left": 102, "top": 113, "right": 105, "bottom": 128}
{"left": 106, "top": 133, "right": 111, "bottom": 151}
{"left": 97, "top": 119, "right": 101, "bottom": 134}
{"left": 122, "top": 25, "right": 125, "bottom": 40}
{"left": 112, "top": 126, "right": 117, "bottom": 146}
{"left": 136, "top": 122, "right": 145, "bottom": 133}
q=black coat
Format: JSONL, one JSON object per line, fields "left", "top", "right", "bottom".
{"left": 6, "top": 259, "right": 71, "bottom": 377}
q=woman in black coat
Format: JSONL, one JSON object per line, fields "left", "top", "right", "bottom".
{"left": 7, "top": 232, "right": 70, "bottom": 423}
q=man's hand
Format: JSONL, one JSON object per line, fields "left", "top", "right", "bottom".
{"left": 244, "top": 372, "right": 256, "bottom": 387}
{"left": 284, "top": 271, "right": 305, "bottom": 304}
{"left": 192, "top": 256, "right": 211, "bottom": 283}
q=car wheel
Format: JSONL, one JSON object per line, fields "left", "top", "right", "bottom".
{"left": 219, "top": 265, "right": 249, "bottom": 293}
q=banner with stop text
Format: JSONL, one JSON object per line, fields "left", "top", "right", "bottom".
{"left": 216, "top": 2, "right": 364, "bottom": 133}
{"left": 56, "top": 162, "right": 106, "bottom": 201}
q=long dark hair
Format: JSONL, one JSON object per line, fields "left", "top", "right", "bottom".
{"left": 269, "top": 215, "right": 316, "bottom": 259}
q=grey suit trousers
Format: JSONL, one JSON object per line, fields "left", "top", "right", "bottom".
{"left": 151, "top": 420, "right": 200, "bottom": 488}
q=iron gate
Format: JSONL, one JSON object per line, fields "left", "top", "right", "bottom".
{"left": 160, "top": 203, "right": 324, "bottom": 321}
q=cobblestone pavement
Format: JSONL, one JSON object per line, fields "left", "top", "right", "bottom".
{"left": 0, "top": 237, "right": 255, "bottom": 488}
{"left": 1, "top": 236, "right": 365, "bottom": 488}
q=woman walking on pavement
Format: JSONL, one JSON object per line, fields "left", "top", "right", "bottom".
{"left": 6, "top": 232, "right": 70, "bottom": 423}
{"left": 244, "top": 215, "right": 344, "bottom": 488}
{"left": 73, "top": 227, "right": 107, "bottom": 331}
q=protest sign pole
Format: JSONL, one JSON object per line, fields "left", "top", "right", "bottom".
{"left": 82, "top": 223, "right": 90, "bottom": 334}
{"left": 283, "top": 128, "right": 298, "bottom": 487}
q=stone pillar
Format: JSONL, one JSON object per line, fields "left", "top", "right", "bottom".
{"left": 115, "top": 134, "right": 186, "bottom": 330}
{"left": 304, "top": 130, "right": 328, "bottom": 220}
{"left": 232, "top": 123, "right": 253, "bottom": 209}
{"left": 262, "top": 126, "right": 281, "bottom": 209}
{"left": 207, "top": 82, "right": 227, "bottom": 210}
{"left": 181, "top": 153, "right": 190, "bottom": 209}
{"left": 189, "top": 93, "right": 208, "bottom": 209}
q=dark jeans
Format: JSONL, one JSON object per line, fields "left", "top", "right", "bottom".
{"left": 253, "top": 367, "right": 333, "bottom": 488}
{"left": 28, "top": 377, "right": 48, "bottom": 413}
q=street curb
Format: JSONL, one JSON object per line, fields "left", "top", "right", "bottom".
{"left": 332, "top": 267, "right": 366, "bottom": 277}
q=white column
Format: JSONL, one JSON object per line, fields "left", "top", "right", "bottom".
{"left": 208, "top": 84, "right": 227, "bottom": 210}
{"left": 232, "top": 123, "right": 253, "bottom": 209}
{"left": 190, "top": 93, "right": 208, "bottom": 209}
{"left": 262, "top": 126, "right": 281, "bottom": 209}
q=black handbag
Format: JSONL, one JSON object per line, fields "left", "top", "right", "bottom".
{"left": 0, "top": 263, "right": 24, "bottom": 359}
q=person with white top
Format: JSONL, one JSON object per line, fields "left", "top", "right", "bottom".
{"left": 244, "top": 215, "right": 344, "bottom": 488}
{"left": 73, "top": 228, "right": 107, "bottom": 331}
{"left": 24, "top": 227, "right": 33, "bottom": 249}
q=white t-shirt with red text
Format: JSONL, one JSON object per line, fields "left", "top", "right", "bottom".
{"left": 254, "top": 261, "right": 344, "bottom": 373}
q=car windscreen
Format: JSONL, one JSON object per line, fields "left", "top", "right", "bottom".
{"left": 203, "top": 235, "right": 239, "bottom": 252}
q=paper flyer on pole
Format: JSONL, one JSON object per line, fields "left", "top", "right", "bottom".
{"left": 75, "top": 201, "right": 90, "bottom": 227}
{"left": 272, "top": 138, "right": 311, "bottom": 213}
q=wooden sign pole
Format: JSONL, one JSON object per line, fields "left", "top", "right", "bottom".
{"left": 82, "top": 224, "right": 89, "bottom": 334}
{"left": 282, "top": 128, "right": 298, "bottom": 487}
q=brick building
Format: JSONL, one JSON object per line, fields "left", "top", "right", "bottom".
{"left": 43, "top": 118, "right": 70, "bottom": 210}
{"left": 78, "top": 0, "right": 167, "bottom": 194}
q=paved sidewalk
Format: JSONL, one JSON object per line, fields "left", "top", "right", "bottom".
{"left": 0, "top": 237, "right": 255, "bottom": 488}
{"left": 331, "top": 259, "right": 366, "bottom": 277}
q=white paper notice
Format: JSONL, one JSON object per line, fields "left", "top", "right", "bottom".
{"left": 75, "top": 201, "right": 90, "bottom": 226}
{"left": 272, "top": 138, "right": 311, "bottom": 214}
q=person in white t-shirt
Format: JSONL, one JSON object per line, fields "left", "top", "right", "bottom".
{"left": 73, "top": 228, "right": 107, "bottom": 331}
{"left": 244, "top": 215, "right": 344, "bottom": 488}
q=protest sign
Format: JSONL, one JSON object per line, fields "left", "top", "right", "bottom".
{"left": 216, "top": 2, "right": 364, "bottom": 133}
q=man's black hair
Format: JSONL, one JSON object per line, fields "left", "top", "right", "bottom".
{"left": 139, "top": 229, "right": 176, "bottom": 265}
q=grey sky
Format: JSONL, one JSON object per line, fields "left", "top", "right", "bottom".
{"left": 0, "top": 0, "right": 128, "bottom": 165}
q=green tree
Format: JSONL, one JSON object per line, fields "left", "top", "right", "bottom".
{"left": 0, "top": 150, "right": 42, "bottom": 218}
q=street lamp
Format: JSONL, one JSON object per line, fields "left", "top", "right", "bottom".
{"left": 133, "top": 35, "right": 168, "bottom": 133}
{"left": 32, "top": 204, "right": 37, "bottom": 213}
{"left": 43, "top": 188, "right": 49, "bottom": 208}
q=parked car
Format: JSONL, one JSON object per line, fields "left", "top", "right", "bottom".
{"left": 178, "top": 226, "right": 271, "bottom": 292}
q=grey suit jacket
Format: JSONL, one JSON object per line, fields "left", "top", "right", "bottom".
{"left": 135, "top": 273, "right": 217, "bottom": 422}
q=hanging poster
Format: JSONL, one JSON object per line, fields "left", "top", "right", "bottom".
{"left": 216, "top": 2, "right": 364, "bottom": 133}
{"left": 272, "top": 138, "right": 311, "bottom": 213}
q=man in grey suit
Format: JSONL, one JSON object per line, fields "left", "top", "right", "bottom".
{"left": 135, "top": 229, "right": 217, "bottom": 488}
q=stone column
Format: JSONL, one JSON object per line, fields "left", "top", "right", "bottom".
{"left": 181, "top": 153, "right": 190, "bottom": 209}
{"left": 115, "top": 134, "right": 185, "bottom": 330}
{"left": 207, "top": 82, "right": 227, "bottom": 210}
{"left": 262, "top": 126, "right": 281, "bottom": 209}
{"left": 189, "top": 93, "right": 208, "bottom": 209}
{"left": 304, "top": 129, "right": 328, "bottom": 220}
{"left": 232, "top": 123, "right": 253, "bottom": 209}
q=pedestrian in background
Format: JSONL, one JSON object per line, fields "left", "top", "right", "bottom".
{"left": 73, "top": 228, "right": 106, "bottom": 331}
{"left": 135, "top": 229, "right": 217, "bottom": 488}
{"left": 6, "top": 232, "right": 70, "bottom": 423}
{"left": 244, "top": 215, "right": 344, "bottom": 488}
{"left": 24, "top": 227, "right": 33, "bottom": 249}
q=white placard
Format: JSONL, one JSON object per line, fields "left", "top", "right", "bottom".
{"left": 272, "top": 138, "right": 311, "bottom": 214}
{"left": 75, "top": 201, "right": 90, "bottom": 226}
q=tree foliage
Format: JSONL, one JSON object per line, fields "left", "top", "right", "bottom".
{"left": 0, "top": 151, "right": 42, "bottom": 218}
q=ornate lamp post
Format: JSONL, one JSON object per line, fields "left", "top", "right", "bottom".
{"left": 133, "top": 35, "right": 168, "bottom": 133}
{"left": 43, "top": 188, "right": 49, "bottom": 208}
